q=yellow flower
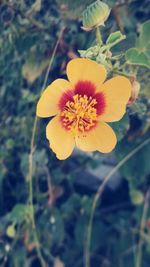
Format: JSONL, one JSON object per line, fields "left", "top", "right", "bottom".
{"left": 37, "top": 58, "right": 131, "bottom": 160}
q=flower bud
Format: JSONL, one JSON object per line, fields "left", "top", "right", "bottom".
{"left": 128, "top": 77, "right": 140, "bottom": 104}
{"left": 82, "top": 0, "right": 110, "bottom": 31}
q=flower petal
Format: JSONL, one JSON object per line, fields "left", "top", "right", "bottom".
{"left": 75, "top": 122, "right": 117, "bottom": 153}
{"left": 36, "top": 79, "right": 71, "bottom": 118}
{"left": 98, "top": 76, "right": 131, "bottom": 122}
{"left": 46, "top": 116, "right": 75, "bottom": 160}
{"left": 66, "top": 58, "right": 107, "bottom": 88}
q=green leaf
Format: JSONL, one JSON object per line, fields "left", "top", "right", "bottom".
{"left": 5, "top": 139, "right": 15, "bottom": 150}
{"left": 33, "top": 149, "right": 49, "bottom": 166}
{"left": 75, "top": 216, "right": 108, "bottom": 252}
{"left": 22, "top": 56, "right": 49, "bottom": 83}
{"left": 9, "top": 204, "right": 32, "bottom": 224}
{"left": 125, "top": 21, "right": 150, "bottom": 69}
{"left": 40, "top": 208, "right": 65, "bottom": 245}
{"left": 137, "top": 20, "right": 150, "bottom": 59}
{"left": 21, "top": 149, "right": 48, "bottom": 178}
{"left": 137, "top": 20, "right": 150, "bottom": 52}
{"left": 106, "top": 31, "right": 126, "bottom": 48}
{"left": 115, "top": 133, "right": 150, "bottom": 183}
{"left": 61, "top": 194, "right": 81, "bottom": 218}
{"left": 125, "top": 48, "right": 150, "bottom": 68}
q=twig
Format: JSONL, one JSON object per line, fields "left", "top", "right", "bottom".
{"left": 44, "top": 166, "right": 54, "bottom": 206}
{"left": 112, "top": 6, "right": 124, "bottom": 32}
{"left": 96, "top": 27, "right": 102, "bottom": 46}
{"left": 84, "top": 136, "right": 150, "bottom": 267}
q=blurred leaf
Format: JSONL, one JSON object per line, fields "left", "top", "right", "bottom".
{"left": 39, "top": 208, "right": 65, "bottom": 246}
{"left": 130, "top": 189, "right": 144, "bottom": 205}
{"left": 75, "top": 216, "right": 108, "bottom": 252}
{"left": 81, "top": 196, "right": 93, "bottom": 215}
{"left": 54, "top": 258, "right": 64, "bottom": 267}
{"left": 0, "top": 242, "right": 6, "bottom": 262}
{"left": 21, "top": 149, "right": 48, "bottom": 178}
{"left": 20, "top": 153, "right": 29, "bottom": 178}
{"left": 22, "top": 90, "right": 38, "bottom": 103}
{"left": 9, "top": 204, "right": 32, "bottom": 224}
{"left": 33, "top": 149, "right": 48, "bottom": 166}
{"left": 5, "top": 139, "right": 15, "bottom": 150}
{"left": 137, "top": 20, "right": 150, "bottom": 54}
{"left": 22, "top": 56, "right": 49, "bottom": 83}
{"left": 106, "top": 31, "right": 126, "bottom": 48}
{"left": 30, "top": 0, "right": 42, "bottom": 13}
{"left": 125, "top": 48, "right": 150, "bottom": 68}
{"left": 11, "top": 245, "right": 27, "bottom": 267}
{"left": 61, "top": 194, "right": 81, "bottom": 218}
{"left": 125, "top": 20, "right": 150, "bottom": 68}
{"left": 115, "top": 133, "right": 150, "bottom": 182}
{"left": 56, "top": 0, "right": 93, "bottom": 19}
{"left": 49, "top": 209, "right": 65, "bottom": 244}
{"left": 111, "top": 114, "right": 130, "bottom": 141}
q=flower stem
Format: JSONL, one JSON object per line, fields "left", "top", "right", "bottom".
{"left": 96, "top": 27, "right": 102, "bottom": 46}
{"left": 27, "top": 28, "right": 65, "bottom": 267}
{"left": 113, "top": 70, "right": 133, "bottom": 78}
{"left": 84, "top": 136, "right": 150, "bottom": 267}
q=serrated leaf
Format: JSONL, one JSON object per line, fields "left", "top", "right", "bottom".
{"left": 125, "top": 48, "right": 150, "bottom": 68}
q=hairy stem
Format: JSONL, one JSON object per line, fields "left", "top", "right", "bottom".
{"left": 96, "top": 27, "right": 102, "bottom": 46}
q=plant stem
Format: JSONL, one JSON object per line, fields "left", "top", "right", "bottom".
{"left": 84, "top": 136, "right": 150, "bottom": 267}
{"left": 27, "top": 28, "right": 65, "bottom": 267}
{"left": 96, "top": 27, "right": 102, "bottom": 46}
{"left": 135, "top": 189, "right": 150, "bottom": 267}
{"left": 113, "top": 70, "right": 133, "bottom": 78}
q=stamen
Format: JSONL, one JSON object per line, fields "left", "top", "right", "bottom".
{"left": 60, "top": 94, "right": 98, "bottom": 133}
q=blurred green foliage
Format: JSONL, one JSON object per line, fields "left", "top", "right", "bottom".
{"left": 0, "top": 0, "right": 150, "bottom": 267}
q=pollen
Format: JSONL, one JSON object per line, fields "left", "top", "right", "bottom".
{"left": 60, "top": 94, "right": 98, "bottom": 133}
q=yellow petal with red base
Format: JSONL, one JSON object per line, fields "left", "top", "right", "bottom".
{"left": 36, "top": 79, "right": 71, "bottom": 118}
{"left": 46, "top": 116, "right": 75, "bottom": 160}
{"left": 75, "top": 122, "right": 117, "bottom": 153}
{"left": 98, "top": 76, "right": 131, "bottom": 122}
{"left": 66, "top": 58, "right": 107, "bottom": 88}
